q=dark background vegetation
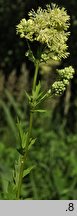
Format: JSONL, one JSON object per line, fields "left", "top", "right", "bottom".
{"left": 0, "top": 0, "right": 77, "bottom": 199}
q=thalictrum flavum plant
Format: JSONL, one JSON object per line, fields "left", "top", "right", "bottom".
{"left": 6, "top": 4, "right": 75, "bottom": 199}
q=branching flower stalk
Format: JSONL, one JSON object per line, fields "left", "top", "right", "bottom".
{"left": 6, "top": 4, "right": 75, "bottom": 200}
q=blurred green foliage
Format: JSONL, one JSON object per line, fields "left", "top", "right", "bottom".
{"left": 0, "top": 92, "right": 77, "bottom": 199}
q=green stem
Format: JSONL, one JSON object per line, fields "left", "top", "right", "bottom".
{"left": 16, "top": 157, "right": 24, "bottom": 200}
{"left": 16, "top": 60, "right": 39, "bottom": 199}
{"left": 32, "top": 61, "right": 39, "bottom": 91}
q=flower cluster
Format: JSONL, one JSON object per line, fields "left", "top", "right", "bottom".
{"left": 16, "top": 4, "right": 75, "bottom": 96}
{"left": 52, "top": 66, "right": 74, "bottom": 95}
{"left": 52, "top": 81, "right": 66, "bottom": 95}
{"left": 16, "top": 4, "right": 70, "bottom": 62}
{"left": 57, "top": 66, "right": 74, "bottom": 80}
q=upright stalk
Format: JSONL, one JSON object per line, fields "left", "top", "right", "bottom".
{"left": 32, "top": 61, "right": 39, "bottom": 91}
{"left": 16, "top": 60, "right": 39, "bottom": 199}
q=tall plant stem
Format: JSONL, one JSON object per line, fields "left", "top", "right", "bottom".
{"left": 16, "top": 60, "right": 39, "bottom": 199}
{"left": 32, "top": 61, "right": 39, "bottom": 91}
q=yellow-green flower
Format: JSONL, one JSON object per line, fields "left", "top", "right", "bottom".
{"left": 16, "top": 4, "right": 70, "bottom": 62}
{"left": 52, "top": 66, "right": 75, "bottom": 95}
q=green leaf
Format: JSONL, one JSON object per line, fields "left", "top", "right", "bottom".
{"left": 25, "top": 90, "right": 31, "bottom": 101}
{"left": 17, "top": 119, "right": 23, "bottom": 143}
{"left": 32, "top": 82, "right": 41, "bottom": 100}
{"left": 5, "top": 182, "right": 16, "bottom": 200}
{"left": 23, "top": 165, "right": 35, "bottom": 178}
{"left": 36, "top": 82, "right": 41, "bottom": 95}
{"left": 28, "top": 138, "right": 36, "bottom": 150}
{"left": 13, "top": 161, "right": 20, "bottom": 186}
{"left": 22, "top": 132, "right": 28, "bottom": 149}
{"left": 17, "top": 120, "right": 28, "bottom": 149}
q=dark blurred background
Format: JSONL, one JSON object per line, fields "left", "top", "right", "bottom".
{"left": 0, "top": 0, "right": 77, "bottom": 200}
